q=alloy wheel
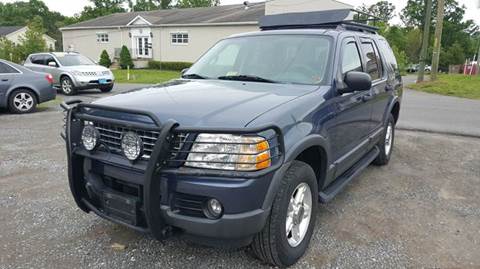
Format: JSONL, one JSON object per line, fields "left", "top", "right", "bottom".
{"left": 286, "top": 182, "right": 312, "bottom": 247}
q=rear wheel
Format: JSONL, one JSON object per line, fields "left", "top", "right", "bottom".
{"left": 251, "top": 161, "right": 317, "bottom": 267}
{"left": 373, "top": 114, "right": 395, "bottom": 165}
{"left": 8, "top": 89, "right": 37, "bottom": 114}
{"left": 60, "top": 76, "right": 76, "bottom": 95}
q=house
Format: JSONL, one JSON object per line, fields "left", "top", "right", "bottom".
{"left": 0, "top": 26, "right": 56, "bottom": 50}
{"left": 60, "top": 0, "right": 353, "bottom": 68}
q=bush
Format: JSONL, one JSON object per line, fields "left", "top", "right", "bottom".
{"left": 148, "top": 60, "right": 192, "bottom": 71}
{"left": 119, "top": 46, "right": 134, "bottom": 69}
{"left": 99, "top": 50, "right": 112, "bottom": 68}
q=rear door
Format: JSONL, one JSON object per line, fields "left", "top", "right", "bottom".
{"left": 25, "top": 54, "right": 46, "bottom": 72}
{"left": 43, "top": 54, "right": 61, "bottom": 84}
{"left": 0, "top": 62, "right": 19, "bottom": 100}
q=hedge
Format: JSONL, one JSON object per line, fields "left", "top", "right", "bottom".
{"left": 148, "top": 61, "right": 193, "bottom": 71}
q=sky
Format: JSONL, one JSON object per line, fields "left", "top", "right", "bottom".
{"left": 1, "top": 0, "right": 479, "bottom": 25}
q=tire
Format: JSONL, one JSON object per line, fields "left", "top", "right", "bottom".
{"left": 8, "top": 89, "right": 37, "bottom": 114}
{"left": 251, "top": 161, "right": 318, "bottom": 267}
{"left": 60, "top": 76, "right": 76, "bottom": 95}
{"left": 373, "top": 114, "right": 395, "bottom": 166}
{"left": 100, "top": 84, "right": 114, "bottom": 93}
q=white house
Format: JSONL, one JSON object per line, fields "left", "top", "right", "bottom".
{"left": 60, "top": 0, "right": 353, "bottom": 68}
{"left": 0, "top": 26, "right": 56, "bottom": 50}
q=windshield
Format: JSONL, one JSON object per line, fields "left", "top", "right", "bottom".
{"left": 185, "top": 34, "right": 332, "bottom": 85}
{"left": 56, "top": 54, "right": 95, "bottom": 66}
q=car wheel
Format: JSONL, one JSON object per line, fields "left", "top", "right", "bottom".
{"left": 373, "top": 114, "right": 395, "bottom": 166}
{"left": 100, "top": 84, "right": 114, "bottom": 93}
{"left": 8, "top": 89, "right": 37, "bottom": 114}
{"left": 251, "top": 161, "right": 318, "bottom": 267}
{"left": 61, "top": 76, "right": 76, "bottom": 95}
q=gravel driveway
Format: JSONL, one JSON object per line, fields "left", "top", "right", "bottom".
{"left": 1, "top": 105, "right": 480, "bottom": 268}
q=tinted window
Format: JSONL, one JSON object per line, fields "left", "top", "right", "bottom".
{"left": 45, "top": 55, "right": 58, "bottom": 66}
{"left": 361, "top": 42, "right": 382, "bottom": 80}
{"left": 342, "top": 42, "right": 362, "bottom": 74}
{"left": 378, "top": 39, "right": 398, "bottom": 73}
{"left": 186, "top": 35, "right": 333, "bottom": 85}
{"left": 0, "top": 62, "right": 19, "bottom": 74}
{"left": 56, "top": 54, "right": 95, "bottom": 66}
{"left": 31, "top": 55, "right": 46, "bottom": 65}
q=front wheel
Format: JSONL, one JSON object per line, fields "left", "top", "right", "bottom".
{"left": 373, "top": 114, "right": 395, "bottom": 165}
{"left": 60, "top": 76, "right": 76, "bottom": 95}
{"left": 251, "top": 161, "right": 318, "bottom": 267}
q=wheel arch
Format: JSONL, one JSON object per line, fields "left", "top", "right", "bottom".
{"left": 7, "top": 86, "right": 40, "bottom": 104}
{"left": 391, "top": 101, "right": 400, "bottom": 124}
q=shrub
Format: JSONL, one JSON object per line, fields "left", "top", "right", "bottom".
{"left": 148, "top": 60, "right": 193, "bottom": 71}
{"left": 99, "top": 50, "right": 112, "bottom": 68}
{"left": 119, "top": 46, "right": 134, "bottom": 69}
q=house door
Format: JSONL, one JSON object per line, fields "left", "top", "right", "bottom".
{"left": 135, "top": 36, "right": 151, "bottom": 58}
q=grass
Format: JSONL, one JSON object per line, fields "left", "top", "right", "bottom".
{"left": 408, "top": 74, "right": 480, "bottom": 100}
{"left": 112, "top": 69, "right": 181, "bottom": 84}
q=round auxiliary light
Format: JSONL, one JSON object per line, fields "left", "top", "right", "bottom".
{"left": 121, "top": 132, "right": 143, "bottom": 161}
{"left": 205, "top": 198, "right": 223, "bottom": 219}
{"left": 81, "top": 125, "right": 99, "bottom": 151}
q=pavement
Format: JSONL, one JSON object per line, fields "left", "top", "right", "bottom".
{"left": 398, "top": 75, "right": 480, "bottom": 137}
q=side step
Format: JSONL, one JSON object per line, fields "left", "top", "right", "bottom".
{"left": 319, "top": 146, "right": 380, "bottom": 203}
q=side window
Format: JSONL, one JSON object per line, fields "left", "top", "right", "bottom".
{"left": 361, "top": 42, "right": 382, "bottom": 80}
{"left": 31, "top": 55, "right": 46, "bottom": 65}
{"left": 341, "top": 41, "right": 362, "bottom": 74}
{"left": 45, "top": 55, "right": 58, "bottom": 67}
{"left": 0, "top": 62, "right": 19, "bottom": 74}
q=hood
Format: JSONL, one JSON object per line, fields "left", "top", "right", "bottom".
{"left": 61, "top": 65, "right": 109, "bottom": 72}
{"left": 93, "top": 79, "right": 319, "bottom": 128}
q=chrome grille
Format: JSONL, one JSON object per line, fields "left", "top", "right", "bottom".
{"left": 81, "top": 71, "right": 100, "bottom": 76}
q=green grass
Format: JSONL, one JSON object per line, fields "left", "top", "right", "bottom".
{"left": 112, "top": 69, "right": 181, "bottom": 84}
{"left": 408, "top": 74, "right": 480, "bottom": 100}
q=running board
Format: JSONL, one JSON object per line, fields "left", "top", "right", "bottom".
{"left": 319, "top": 146, "right": 380, "bottom": 203}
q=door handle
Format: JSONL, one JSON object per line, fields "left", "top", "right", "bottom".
{"left": 1, "top": 79, "right": 8, "bottom": 82}
{"left": 362, "top": 94, "right": 374, "bottom": 102}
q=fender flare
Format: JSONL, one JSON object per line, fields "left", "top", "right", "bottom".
{"left": 384, "top": 96, "right": 400, "bottom": 125}
{"left": 261, "top": 134, "right": 331, "bottom": 210}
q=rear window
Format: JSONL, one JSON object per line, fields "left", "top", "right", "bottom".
{"left": 0, "top": 62, "right": 20, "bottom": 74}
{"left": 30, "top": 55, "right": 46, "bottom": 65}
{"left": 378, "top": 39, "right": 399, "bottom": 74}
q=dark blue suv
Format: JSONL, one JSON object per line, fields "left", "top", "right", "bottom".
{"left": 62, "top": 10, "right": 402, "bottom": 267}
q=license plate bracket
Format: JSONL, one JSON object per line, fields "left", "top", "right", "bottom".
{"left": 99, "top": 78, "right": 108, "bottom": 84}
{"left": 103, "top": 192, "right": 138, "bottom": 226}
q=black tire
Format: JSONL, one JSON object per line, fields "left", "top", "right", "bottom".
{"left": 373, "top": 114, "right": 395, "bottom": 166}
{"left": 251, "top": 161, "right": 318, "bottom": 267}
{"left": 8, "top": 89, "right": 37, "bottom": 114}
{"left": 100, "top": 84, "right": 114, "bottom": 93}
{"left": 60, "top": 76, "right": 76, "bottom": 95}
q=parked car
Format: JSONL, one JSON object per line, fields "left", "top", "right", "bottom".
{"left": 406, "top": 64, "right": 419, "bottom": 73}
{"left": 0, "top": 59, "right": 55, "bottom": 114}
{"left": 24, "top": 52, "right": 114, "bottom": 96}
{"left": 424, "top": 65, "right": 432, "bottom": 72}
{"left": 61, "top": 10, "right": 402, "bottom": 268}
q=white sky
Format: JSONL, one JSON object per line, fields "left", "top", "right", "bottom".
{"left": 1, "top": 0, "right": 479, "bottom": 25}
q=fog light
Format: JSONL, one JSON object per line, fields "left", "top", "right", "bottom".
{"left": 121, "top": 131, "right": 143, "bottom": 161}
{"left": 81, "top": 124, "right": 99, "bottom": 151}
{"left": 205, "top": 198, "right": 223, "bottom": 219}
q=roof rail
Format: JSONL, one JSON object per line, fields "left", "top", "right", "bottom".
{"left": 259, "top": 9, "right": 382, "bottom": 34}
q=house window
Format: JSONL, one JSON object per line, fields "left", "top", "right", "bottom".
{"left": 171, "top": 33, "right": 188, "bottom": 45}
{"left": 97, "top": 33, "right": 109, "bottom": 43}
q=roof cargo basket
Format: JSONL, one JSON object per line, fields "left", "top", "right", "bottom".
{"left": 259, "top": 9, "right": 382, "bottom": 34}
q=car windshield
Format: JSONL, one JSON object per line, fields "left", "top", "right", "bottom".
{"left": 185, "top": 34, "right": 332, "bottom": 85}
{"left": 56, "top": 54, "right": 95, "bottom": 66}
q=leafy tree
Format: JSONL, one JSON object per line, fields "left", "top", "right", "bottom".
{"left": 357, "top": 1, "right": 396, "bottom": 22}
{"left": 18, "top": 16, "right": 47, "bottom": 60}
{"left": 99, "top": 50, "right": 112, "bottom": 67}
{"left": 0, "top": 38, "right": 23, "bottom": 63}
{"left": 401, "top": 0, "right": 466, "bottom": 27}
{"left": 404, "top": 28, "right": 423, "bottom": 63}
{"left": 176, "top": 0, "right": 220, "bottom": 8}
{"left": 119, "top": 46, "right": 134, "bottom": 69}
{"left": 439, "top": 42, "right": 466, "bottom": 70}
{"left": 78, "top": 0, "right": 127, "bottom": 21}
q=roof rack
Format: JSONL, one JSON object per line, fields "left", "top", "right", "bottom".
{"left": 259, "top": 9, "right": 383, "bottom": 34}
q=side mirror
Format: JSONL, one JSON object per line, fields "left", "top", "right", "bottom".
{"left": 339, "top": 71, "right": 372, "bottom": 94}
{"left": 48, "top": 61, "right": 57, "bottom": 67}
{"left": 181, "top": 68, "right": 189, "bottom": 76}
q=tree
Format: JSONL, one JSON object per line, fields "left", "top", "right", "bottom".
{"left": 78, "top": 0, "right": 127, "bottom": 21}
{"left": 0, "top": 38, "right": 23, "bottom": 63}
{"left": 401, "top": 0, "right": 467, "bottom": 28}
{"left": 439, "top": 42, "right": 465, "bottom": 70}
{"left": 99, "top": 50, "right": 112, "bottom": 68}
{"left": 18, "top": 16, "right": 47, "bottom": 60}
{"left": 176, "top": 0, "right": 220, "bottom": 8}
{"left": 357, "top": 1, "right": 396, "bottom": 22}
{"left": 119, "top": 46, "right": 134, "bottom": 69}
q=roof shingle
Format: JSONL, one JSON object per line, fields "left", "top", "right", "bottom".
{"left": 0, "top": 26, "right": 24, "bottom": 36}
{"left": 62, "top": 4, "right": 265, "bottom": 29}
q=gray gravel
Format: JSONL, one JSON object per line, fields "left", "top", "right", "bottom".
{"left": 1, "top": 102, "right": 480, "bottom": 268}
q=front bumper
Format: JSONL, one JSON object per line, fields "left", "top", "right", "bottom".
{"left": 63, "top": 101, "right": 284, "bottom": 242}
{"left": 71, "top": 75, "right": 114, "bottom": 90}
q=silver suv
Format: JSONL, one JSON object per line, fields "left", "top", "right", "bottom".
{"left": 24, "top": 52, "right": 115, "bottom": 95}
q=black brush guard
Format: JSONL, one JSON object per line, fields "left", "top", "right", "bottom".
{"left": 61, "top": 100, "right": 285, "bottom": 240}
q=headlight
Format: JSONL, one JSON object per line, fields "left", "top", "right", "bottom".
{"left": 185, "top": 134, "right": 271, "bottom": 171}
{"left": 81, "top": 123, "right": 99, "bottom": 151}
{"left": 121, "top": 132, "right": 143, "bottom": 161}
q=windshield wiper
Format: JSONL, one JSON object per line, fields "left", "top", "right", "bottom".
{"left": 182, "top": 73, "right": 207, "bottom": 79}
{"left": 217, "top": 75, "right": 277, "bottom": 83}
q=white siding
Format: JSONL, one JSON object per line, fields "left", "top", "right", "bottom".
{"left": 265, "top": 0, "right": 353, "bottom": 15}
{"left": 5, "top": 27, "right": 56, "bottom": 49}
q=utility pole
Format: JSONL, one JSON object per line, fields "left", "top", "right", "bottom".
{"left": 431, "top": 0, "right": 445, "bottom": 80}
{"left": 417, "top": 0, "right": 433, "bottom": 83}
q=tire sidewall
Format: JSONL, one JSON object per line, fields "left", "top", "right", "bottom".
{"left": 8, "top": 89, "right": 37, "bottom": 114}
{"left": 274, "top": 162, "right": 318, "bottom": 266}
{"left": 61, "top": 77, "right": 75, "bottom": 95}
